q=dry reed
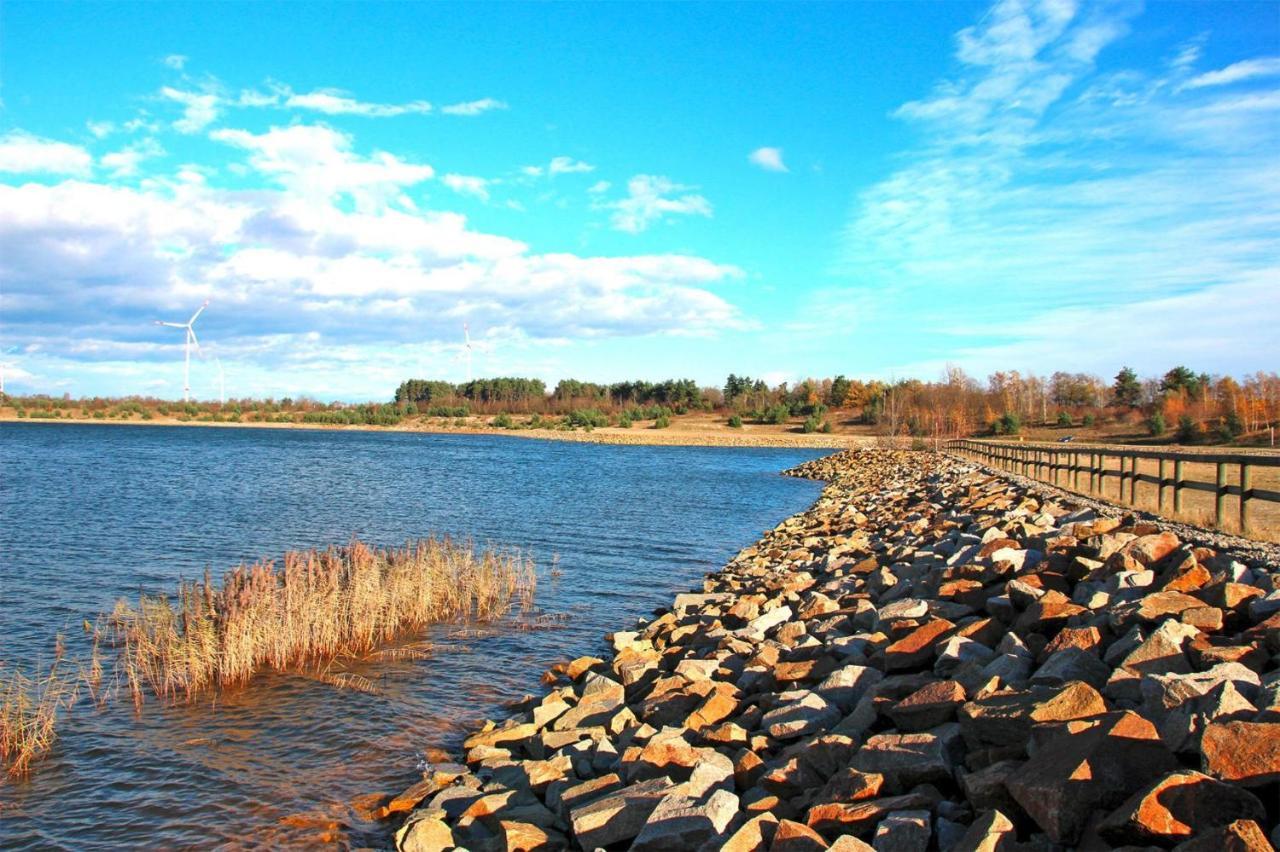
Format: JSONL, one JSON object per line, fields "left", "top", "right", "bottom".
{"left": 109, "top": 537, "right": 535, "bottom": 705}
{"left": 0, "top": 648, "right": 77, "bottom": 778}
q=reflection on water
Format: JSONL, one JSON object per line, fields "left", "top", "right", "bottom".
{"left": 0, "top": 424, "right": 825, "bottom": 849}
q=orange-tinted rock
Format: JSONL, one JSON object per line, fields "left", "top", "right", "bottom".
{"left": 1201, "top": 721, "right": 1280, "bottom": 785}
{"left": 1038, "top": 626, "right": 1102, "bottom": 663}
{"left": 1137, "top": 591, "right": 1206, "bottom": 622}
{"left": 1165, "top": 563, "right": 1211, "bottom": 593}
{"left": 1098, "top": 770, "right": 1266, "bottom": 844}
{"left": 770, "top": 818, "right": 831, "bottom": 851}
{"left": 1125, "top": 532, "right": 1180, "bottom": 565}
{"left": 886, "top": 680, "right": 966, "bottom": 732}
{"left": 1170, "top": 819, "right": 1276, "bottom": 852}
{"left": 1005, "top": 711, "right": 1179, "bottom": 843}
{"left": 884, "top": 619, "right": 954, "bottom": 671}
{"left": 722, "top": 812, "right": 780, "bottom": 852}
{"left": 805, "top": 793, "right": 932, "bottom": 837}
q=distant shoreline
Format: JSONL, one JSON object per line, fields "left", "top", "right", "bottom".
{"left": 0, "top": 412, "right": 868, "bottom": 449}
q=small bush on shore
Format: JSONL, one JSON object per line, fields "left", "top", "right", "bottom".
{"left": 492, "top": 413, "right": 514, "bottom": 429}
{"left": 653, "top": 413, "right": 671, "bottom": 429}
{"left": 727, "top": 414, "right": 743, "bottom": 428}
{"left": 1147, "top": 412, "right": 1167, "bottom": 437}
{"left": 993, "top": 411, "right": 1021, "bottom": 435}
{"left": 1056, "top": 411, "right": 1072, "bottom": 427}
{"left": 1083, "top": 413, "right": 1096, "bottom": 427}
{"left": 763, "top": 404, "right": 790, "bottom": 425}
{"left": 802, "top": 415, "right": 821, "bottom": 433}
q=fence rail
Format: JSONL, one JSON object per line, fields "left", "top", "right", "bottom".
{"left": 945, "top": 438, "right": 1280, "bottom": 533}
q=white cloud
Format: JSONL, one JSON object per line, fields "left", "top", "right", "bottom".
{"left": 0, "top": 141, "right": 745, "bottom": 392}
{"left": 748, "top": 147, "right": 788, "bottom": 172}
{"left": 838, "top": 0, "right": 1280, "bottom": 376}
{"left": 441, "top": 98, "right": 507, "bottom": 116}
{"left": 605, "top": 175, "right": 712, "bottom": 233}
{"left": 442, "top": 173, "right": 491, "bottom": 201}
{"left": 163, "top": 54, "right": 188, "bottom": 70}
{"left": 0, "top": 132, "right": 92, "bottom": 176}
{"left": 87, "top": 120, "right": 116, "bottom": 139}
{"left": 1182, "top": 57, "right": 1280, "bottom": 90}
{"left": 587, "top": 180, "right": 611, "bottom": 194}
{"left": 160, "top": 86, "right": 221, "bottom": 133}
{"left": 211, "top": 124, "right": 435, "bottom": 210}
{"left": 101, "top": 138, "right": 166, "bottom": 178}
{"left": 284, "top": 88, "right": 433, "bottom": 117}
{"left": 548, "top": 156, "right": 594, "bottom": 175}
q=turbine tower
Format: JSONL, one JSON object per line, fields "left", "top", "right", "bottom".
{"left": 155, "top": 299, "right": 209, "bottom": 402}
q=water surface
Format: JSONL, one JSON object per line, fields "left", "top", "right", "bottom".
{"left": 0, "top": 423, "right": 825, "bottom": 849}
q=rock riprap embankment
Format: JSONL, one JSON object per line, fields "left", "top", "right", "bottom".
{"left": 386, "top": 449, "right": 1280, "bottom": 851}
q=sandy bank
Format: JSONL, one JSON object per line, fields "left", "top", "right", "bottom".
{"left": 0, "top": 412, "right": 870, "bottom": 449}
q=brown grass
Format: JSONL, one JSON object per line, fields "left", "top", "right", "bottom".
{"left": 110, "top": 537, "right": 535, "bottom": 705}
{"left": 0, "top": 644, "right": 78, "bottom": 778}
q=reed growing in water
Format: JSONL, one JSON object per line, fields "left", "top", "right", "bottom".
{"left": 1, "top": 645, "right": 77, "bottom": 777}
{"left": 110, "top": 537, "right": 535, "bottom": 704}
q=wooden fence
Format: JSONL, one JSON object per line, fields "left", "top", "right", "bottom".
{"left": 945, "top": 439, "right": 1280, "bottom": 533}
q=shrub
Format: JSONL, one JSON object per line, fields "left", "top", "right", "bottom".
{"left": 821, "top": 420, "right": 833, "bottom": 434}
{"left": 653, "top": 413, "right": 671, "bottom": 429}
{"left": 1147, "top": 412, "right": 1167, "bottom": 437}
{"left": 763, "top": 404, "right": 791, "bottom": 425}
{"left": 1056, "top": 411, "right": 1072, "bottom": 427}
{"left": 1082, "top": 413, "right": 1096, "bottom": 428}
{"left": 567, "top": 408, "right": 608, "bottom": 429}
{"left": 492, "top": 413, "right": 514, "bottom": 429}
{"left": 1216, "top": 412, "right": 1244, "bottom": 442}
{"left": 802, "top": 415, "right": 820, "bottom": 433}
{"left": 994, "top": 411, "right": 1021, "bottom": 435}
{"left": 727, "top": 414, "right": 743, "bottom": 428}
{"left": 618, "top": 414, "right": 632, "bottom": 429}
{"left": 1176, "top": 415, "right": 1202, "bottom": 444}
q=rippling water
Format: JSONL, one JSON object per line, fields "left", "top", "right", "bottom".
{"left": 0, "top": 423, "right": 825, "bottom": 849}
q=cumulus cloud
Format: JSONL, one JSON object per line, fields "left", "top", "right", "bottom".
{"left": 748, "top": 146, "right": 788, "bottom": 172}
{"left": 441, "top": 98, "right": 508, "bottom": 116}
{"left": 442, "top": 173, "right": 491, "bottom": 201}
{"left": 605, "top": 175, "right": 712, "bottom": 233}
{"left": 0, "top": 133, "right": 93, "bottom": 176}
{"left": 0, "top": 127, "right": 744, "bottom": 394}
{"left": 211, "top": 124, "right": 435, "bottom": 209}
{"left": 160, "top": 86, "right": 222, "bottom": 133}
{"left": 548, "top": 156, "right": 594, "bottom": 175}
{"left": 101, "top": 138, "right": 166, "bottom": 178}
{"left": 163, "top": 54, "right": 188, "bottom": 70}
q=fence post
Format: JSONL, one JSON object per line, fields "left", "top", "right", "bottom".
{"left": 1129, "top": 455, "right": 1138, "bottom": 505}
{"left": 1158, "top": 457, "right": 1166, "bottom": 511}
{"left": 1215, "top": 462, "right": 1227, "bottom": 529}
{"left": 1239, "top": 462, "right": 1251, "bottom": 533}
{"left": 1174, "top": 459, "right": 1184, "bottom": 513}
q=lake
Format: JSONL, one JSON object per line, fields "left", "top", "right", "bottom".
{"left": 0, "top": 423, "right": 825, "bottom": 849}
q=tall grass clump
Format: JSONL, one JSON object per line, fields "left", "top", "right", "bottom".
{"left": 111, "top": 538, "right": 534, "bottom": 704}
{"left": 1, "top": 649, "right": 76, "bottom": 777}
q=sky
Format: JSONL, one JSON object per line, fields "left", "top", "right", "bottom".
{"left": 0, "top": 0, "right": 1277, "bottom": 401}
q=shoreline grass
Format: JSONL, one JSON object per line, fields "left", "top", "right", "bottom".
{"left": 111, "top": 538, "right": 535, "bottom": 704}
{"left": 1, "top": 537, "right": 534, "bottom": 776}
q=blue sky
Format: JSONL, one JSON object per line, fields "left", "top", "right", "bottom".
{"left": 1, "top": 0, "right": 1277, "bottom": 400}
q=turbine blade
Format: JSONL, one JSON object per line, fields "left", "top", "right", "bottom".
{"left": 188, "top": 299, "right": 209, "bottom": 325}
{"left": 188, "top": 326, "right": 202, "bottom": 352}
{"left": 156, "top": 321, "right": 186, "bottom": 328}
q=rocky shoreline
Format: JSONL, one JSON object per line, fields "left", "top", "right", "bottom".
{"left": 380, "top": 449, "right": 1280, "bottom": 851}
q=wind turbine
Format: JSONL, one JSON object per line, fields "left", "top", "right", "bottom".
{"left": 155, "top": 299, "right": 209, "bottom": 402}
